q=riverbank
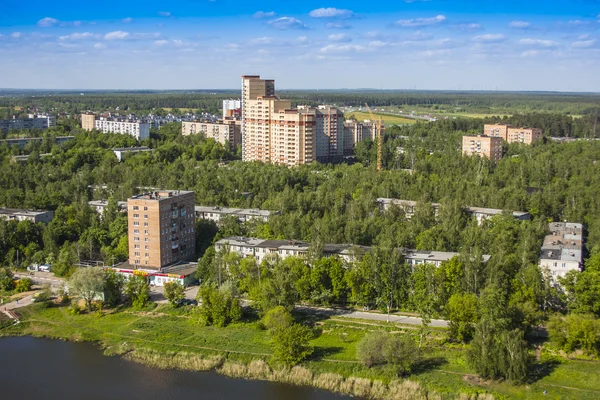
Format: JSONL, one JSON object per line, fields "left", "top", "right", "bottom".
{"left": 3, "top": 302, "right": 600, "bottom": 399}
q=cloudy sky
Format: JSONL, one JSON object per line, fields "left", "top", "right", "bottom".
{"left": 1, "top": 0, "right": 599, "bottom": 91}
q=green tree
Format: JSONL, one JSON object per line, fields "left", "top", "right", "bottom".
{"left": 68, "top": 267, "right": 105, "bottom": 312}
{"left": 0, "top": 267, "right": 15, "bottom": 291}
{"left": 103, "top": 269, "right": 124, "bottom": 308}
{"left": 272, "top": 323, "right": 314, "bottom": 366}
{"left": 164, "top": 281, "right": 185, "bottom": 306}
{"left": 15, "top": 277, "right": 33, "bottom": 293}
{"left": 262, "top": 306, "right": 293, "bottom": 333}
{"left": 125, "top": 275, "right": 150, "bottom": 309}
{"left": 447, "top": 293, "right": 478, "bottom": 342}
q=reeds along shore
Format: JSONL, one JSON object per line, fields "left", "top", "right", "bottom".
{"left": 117, "top": 347, "right": 494, "bottom": 400}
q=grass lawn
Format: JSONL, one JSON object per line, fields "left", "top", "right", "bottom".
{"left": 4, "top": 303, "right": 600, "bottom": 399}
{"left": 345, "top": 112, "right": 416, "bottom": 125}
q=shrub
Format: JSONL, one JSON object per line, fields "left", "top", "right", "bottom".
{"left": 272, "top": 323, "right": 314, "bottom": 366}
{"left": 357, "top": 332, "right": 418, "bottom": 374}
{"left": 262, "top": 306, "right": 293, "bottom": 333}
{"left": 15, "top": 278, "right": 33, "bottom": 293}
{"left": 548, "top": 314, "right": 600, "bottom": 354}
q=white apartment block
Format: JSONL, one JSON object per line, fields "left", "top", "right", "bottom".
{"left": 216, "top": 236, "right": 491, "bottom": 266}
{"left": 0, "top": 115, "right": 56, "bottom": 133}
{"left": 539, "top": 222, "right": 584, "bottom": 281}
{"left": 93, "top": 118, "right": 150, "bottom": 140}
{"left": 0, "top": 208, "right": 54, "bottom": 224}
{"left": 194, "top": 206, "right": 274, "bottom": 224}
{"left": 223, "top": 99, "right": 241, "bottom": 119}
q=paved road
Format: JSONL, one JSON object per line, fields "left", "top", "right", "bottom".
{"left": 14, "top": 272, "right": 64, "bottom": 288}
{"left": 295, "top": 305, "right": 449, "bottom": 328}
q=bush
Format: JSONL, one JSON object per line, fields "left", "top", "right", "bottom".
{"left": 447, "top": 293, "right": 478, "bottom": 342}
{"left": 548, "top": 314, "right": 600, "bottom": 355}
{"left": 15, "top": 278, "right": 33, "bottom": 293}
{"left": 357, "top": 332, "right": 418, "bottom": 374}
{"left": 198, "top": 284, "right": 243, "bottom": 327}
{"left": 164, "top": 281, "right": 185, "bottom": 306}
{"left": 273, "top": 323, "right": 314, "bottom": 366}
{"left": 262, "top": 306, "right": 293, "bottom": 333}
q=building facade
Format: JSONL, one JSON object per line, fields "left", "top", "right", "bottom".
{"left": 343, "top": 120, "right": 383, "bottom": 156}
{"left": 81, "top": 114, "right": 150, "bottom": 140}
{"left": 127, "top": 190, "right": 196, "bottom": 269}
{"left": 539, "top": 222, "right": 584, "bottom": 281}
{"left": 506, "top": 127, "right": 543, "bottom": 144}
{"left": 462, "top": 135, "right": 503, "bottom": 162}
{"left": 0, "top": 208, "right": 54, "bottom": 223}
{"left": 181, "top": 120, "right": 241, "bottom": 149}
{"left": 0, "top": 115, "right": 56, "bottom": 133}
{"left": 194, "top": 206, "right": 273, "bottom": 224}
{"left": 223, "top": 99, "right": 242, "bottom": 119}
{"left": 483, "top": 124, "right": 511, "bottom": 140}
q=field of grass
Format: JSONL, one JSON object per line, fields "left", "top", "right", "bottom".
{"left": 3, "top": 303, "right": 600, "bottom": 399}
{"left": 345, "top": 112, "right": 416, "bottom": 125}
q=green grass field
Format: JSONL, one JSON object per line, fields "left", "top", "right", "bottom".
{"left": 3, "top": 303, "right": 600, "bottom": 399}
{"left": 345, "top": 112, "right": 416, "bottom": 125}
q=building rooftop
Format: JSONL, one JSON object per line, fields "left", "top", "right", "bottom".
{"left": 113, "top": 146, "right": 151, "bottom": 152}
{"left": 194, "top": 205, "right": 272, "bottom": 218}
{"left": 0, "top": 207, "right": 52, "bottom": 217}
{"left": 539, "top": 222, "right": 584, "bottom": 263}
{"left": 129, "top": 190, "right": 194, "bottom": 201}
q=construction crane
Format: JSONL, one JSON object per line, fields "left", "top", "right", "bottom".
{"left": 365, "top": 103, "right": 384, "bottom": 171}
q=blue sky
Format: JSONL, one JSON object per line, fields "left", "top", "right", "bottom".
{"left": 1, "top": 1, "right": 599, "bottom": 91}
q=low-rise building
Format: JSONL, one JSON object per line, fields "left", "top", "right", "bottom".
{"left": 0, "top": 208, "right": 54, "bottom": 223}
{"left": 462, "top": 135, "right": 503, "bottom": 162}
{"left": 109, "top": 261, "right": 197, "bottom": 287}
{"left": 376, "top": 198, "right": 530, "bottom": 224}
{"left": 539, "top": 222, "right": 584, "bottom": 281}
{"left": 216, "top": 236, "right": 490, "bottom": 265}
{"left": 0, "top": 115, "right": 56, "bottom": 133}
{"left": 0, "top": 136, "right": 73, "bottom": 148}
{"left": 194, "top": 206, "right": 274, "bottom": 224}
{"left": 113, "top": 146, "right": 152, "bottom": 162}
{"left": 88, "top": 200, "right": 127, "bottom": 215}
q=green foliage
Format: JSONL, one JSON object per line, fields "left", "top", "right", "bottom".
{"left": 15, "top": 277, "right": 33, "bottom": 293}
{"left": 272, "top": 323, "right": 314, "bottom": 366}
{"left": 356, "top": 332, "right": 419, "bottom": 375}
{"left": 164, "top": 281, "right": 185, "bottom": 306}
{"left": 125, "top": 275, "right": 150, "bottom": 309}
{"left": 68, "top": 267, "right": 105, "bottom": 312}
{"left": 262, "top": 306, "right": 293, "bottom": 333}
{"left": 548, "top": 314, "right": 600, "bottom": 355}
{"left": 447, "top": 293, "right": 478, "bottom": 342}
{"left": 0, "top": 267, "right": 15, "bottom": 291}
{"left": 197, "top": 284, "right": 242, "bottom": 327}
{"left": 34, "top": 284, "right": 53, "bottom": 305}
{"left": 560, "top": 255, "right": 600, "bottom": 317}
{"left": 103, "top": 269, "right": 124, "bottom": 308}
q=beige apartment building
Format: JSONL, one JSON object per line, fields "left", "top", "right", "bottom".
{"left": 181, "top": 120, "right": 241, "bottom": 149}
{"left": 81, "top": 113, "right": 96, "bottom": 131}
{"left": 127, "top": 190, "right": 196, "bottom": 269}
{"left": 462, "top": 135, "right": 503, "bottom": 162}
{"left": 343, "top": 120, "right": 384, "bottom": 156}
{"left": 507, "top": 127, "right": 542, "bottom": 144}
{"left": 483, "top": 124, "right": 542, "bottom": 144}
{"left": 241, "top": 75, "right": 347, "bottom": 166}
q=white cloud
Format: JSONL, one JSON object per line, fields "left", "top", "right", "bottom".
{"left": 368, "top": 41, "right": 390, "bottom": 49}
{"left": 59, "top": 32, "right": 96, "bottom": 41}
{"left": 154, "top": 40, "right": 169, "bottom": 46}
{"left": 249, "top": 37, "right": 274, "bottom": 45}
{"left": 567, "top": 20, "right": 592, "bottom": 26}
{"left": 521, "top": 50, "right": 540, "bottom": 57}
{"left": 519, "top": 38, "right": 558, "bottom": 47}
{"left": 320, "top": 44, "right": 365, "bottom": 53}
{"left": 328, "top": 33, "right": 352, "bottom": 42}
{"left": 395, "top": 15, "right": 446, "bottom": 28}
{"left": 172, "top": 40, "right": 184, "bottom": 47}
{"left": 131, "top": 32, "right": 161, "bottom": 40}
{"left": 253, "top": 11, "right": 275, "bottom": 19}
{"left": 456, "top": 23, "right": 482, "bottom": 31}
{"left": 417, "top": 49, "right": 452, "bottom": 58}
{"left": 266, "top": 17, "right": 308, "bottom": 30}
{"left": 510, "top": 21, "right": 530, "bottom": 29}
{"left": 73, "top": 21, "right": 82, "bottom": 27}
{"left": 473, "top": 33, "right": 506, "bottom": 42}
{"left": 11, "top": 32, "right": 22, "bottom": 38}
{"left": 326, "top": 22, "right": 352, "bottom": 29}
{"left": 309, "top": 8, "right": 355, "bottom": 19}
{"left": 104, "top": 31, "right": 129, "bottom": 40}
{"left": 297, "top": 36, "right": 308, "bottom": 43}
{"left": 37, "top": 17, "right": 59, "bottom": 27}
{"left": 93, "top": 43, "right": 106, "bottom": 49}
{"left": 158, "top": 11, "right": 171, "bottom": 17}
{"left": 572, "top": 39, "right": 596, "bottom": 48}
{"left": 122, "top": 18, "right": 133, "bottom": 23}
{"left": 408, "top": 31, "right": 433, "bottom": 41}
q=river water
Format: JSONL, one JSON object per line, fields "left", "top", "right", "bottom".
{"left": 0, "top": 336, "right": 349, "bottom": 400}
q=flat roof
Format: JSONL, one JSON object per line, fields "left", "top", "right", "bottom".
{"left": 129, "top": 190, "right": 194, "bottom": 201}
{"left": 113, "top": 146, "right": 151, "bottom": 151}
{"left": 0, "top": 207, "right": 52, "bottom": 216}
{"left": 194, "top": 206, "right": 272, "bottom": 217}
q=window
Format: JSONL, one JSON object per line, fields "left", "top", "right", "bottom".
{"left": 145, "top": 245, "right": 149, "bottom": 250}
{"left": 133, "top": 213, "right": 139, "bottom": 218}
{"left": 145, "top": 253, "right": 149, "bottom": 257}
{"left": 144, "top": 230, "right": 149, "bottom": 235}
{"left": 134, "top": 252, "right": 140, "bottom": 256}
{"left": 144, "top": 238, "right": 149, "bottom": 242}
{"left": 133, "top": 221, "right": 139, "bottom": 226}
{"left": 134, "top": 229, "right": 139, "bottom": 234}
{"left": 144, "top": 214, "right": 148, "bottom": 219}
{"left": 133, "top": 206, "right": 139, "bottom": 210}
{"left": 134, "top": 237, "right": 140, "bottom": 242}
{"left": 134, "top": 244, "right": 140, "bottom": 249}
{"left": 144, "top": 206, "right": 148, "bottom": 211}
{"left": 135, "top": 260, "right": 140, "bottom": 264}
{"left": 144, "top": 222, "right": 148, "bottom": 227}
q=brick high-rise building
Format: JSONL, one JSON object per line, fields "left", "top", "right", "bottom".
{"left": 507, "top": 127, "right": 542, "bottom": 144}
{"left": 127, "top": 190, "right": 196, "bottom": 269}
{"left": 343, "top": 120, "right": 384, "bottom": 156}
{"left": 462, "top": 135, "right": 503, "bottom": 162}
{"left": 182, "top": 120, "right": 241, "bottom": 150}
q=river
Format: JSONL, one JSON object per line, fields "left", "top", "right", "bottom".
{"left": 0, "top": 336, "right": 349, "bottom": 400}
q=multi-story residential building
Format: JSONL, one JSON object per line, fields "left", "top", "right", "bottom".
{"left": 0, "top": 136, "right": 73, "bottom": 148}
{"left": 539, "top": 222, "right": 584, "bottom": 281}
{"left": 113, "top": 147, "right": 152, "bottom": 162}
{"left": 0, "top": 115, "right": 56, "bottom": 133}
{"left": 127, "top": 190, "right": 196, "bottom": 269}
{"left": 483, "top": 124, "right": 543, "bottom": 144}
{"left": 216, "top": 236, "right": 491, "bottom": 265}
{"left": 194, "top": 206, "right": 274, "bottom": 224}
{"left": 506, "top": 127, "right": 543, "bottom": 144}
{"left": 343, "top": 120, "right": 384, "bottom": 156}
{"left": 0, "top": 208, "right": 54, "bottom": 223}
{"left": 223, "top": 99, "right": 242, "bottom": 119}
{"left": 376, "top": 198, "right": 530, "bottom": 225}
{"left": 81, "top": 114, "right": 150, "bottom": 140}
{"left": 181, "top": 120, "right": 241, "bottom": 150}
{"left": 242, "top": 75, "right": 275, "bottom": 161}
{"left": 88, "top": 200, "right": 127, "bottom": 215}
{"left": 462, "top": 135, "right": 503, "bottom": 162}
{"left": 484, "top": 124, "right": 511, "bottom": 140}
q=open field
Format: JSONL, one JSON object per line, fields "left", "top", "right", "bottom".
{"left": 345, "top": 112, "right": 416, "bottom": 125}
{"left": 3, "top": 303, "right": 600, "bottom": 399}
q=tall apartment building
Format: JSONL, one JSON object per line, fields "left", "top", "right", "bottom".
{"left": 223, "top": 99, "right": 241, "bottom": 119}
{"left": 483, "top": 124, "right": 542, "bottom": 144}
{"left": 539, "top": 222, "right": 584, "bottom": 281}
{"left": 127, "top": 190, "right": 196, "bottom": 269}
{"left": 81, "top": 114, "right": 150, "bottom": 140}
{"left": 241, "top": 75, "right": 346, "bottom": 166}
{"left": 507, "top": 127, "right": 542, "bottom": 144}
{"left": 462, "top": 135, "right": 503, "bottom": 162}
{"left": 182, "top": 120, "right": 241, "bottom": 150}
{"left": 343, "top": 120, "right": 384, "bottom": 156}
{"left": 0, "top": 115, "right": 56, "bottom": 133}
